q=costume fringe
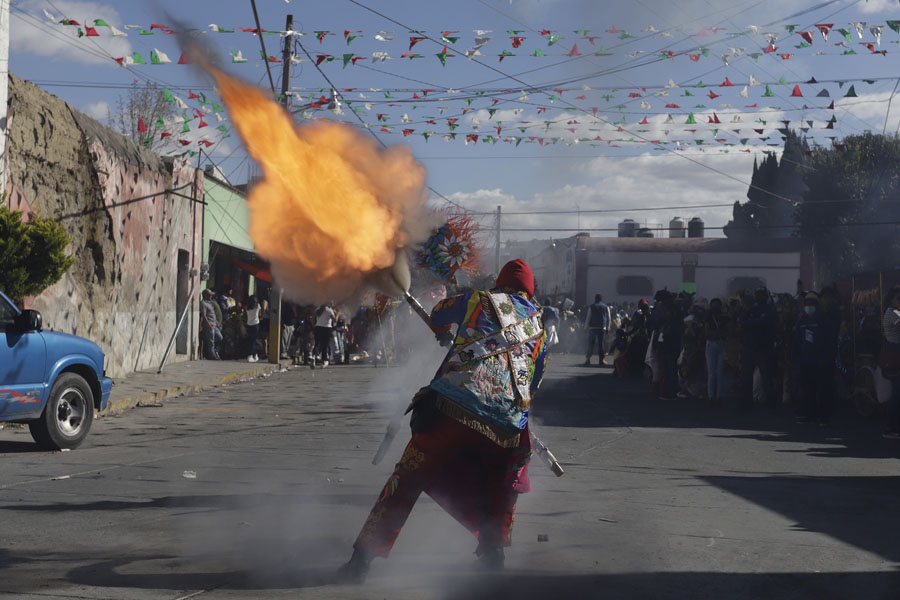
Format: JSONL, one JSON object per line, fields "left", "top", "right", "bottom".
{"left": 434, "top": 395, "right": 522, "bottom": 448}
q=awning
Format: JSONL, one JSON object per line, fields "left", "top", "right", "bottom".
{"left": 232, "top": 258, "right": 273, "bottom": 283}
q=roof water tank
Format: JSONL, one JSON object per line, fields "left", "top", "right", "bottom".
{"left": 688, "top": 217, "right": 705, "bottom": 238}
{"left": 669, "top": 217, "right": 686, "bottom": 238}
{"left": 636, "top": 227, "right": 654, "bottom": 238}
{"left": 618, "top": 219, "right": 638, "bottom": 238}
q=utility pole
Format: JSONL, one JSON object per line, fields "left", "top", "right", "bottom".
{"left": 267, "top": 13, "right": 292, "bottom": 365}
{"left": 0, "top": 0, "right": 10, "bottom": 196}
{"left": 495, "top": 205, "right": 502, "bottom": 273}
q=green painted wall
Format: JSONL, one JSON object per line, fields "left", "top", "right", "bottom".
{"left": 202, "top": 174, "right": 253, "bottom": 263}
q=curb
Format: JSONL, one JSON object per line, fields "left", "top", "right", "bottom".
{"left": 102, "top": 363, "right": 282, "bottom": 415}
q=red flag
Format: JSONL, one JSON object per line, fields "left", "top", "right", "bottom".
{"left": 198, "top": 140, "right": 214, "bottom": 147}
{"left": 137, "top": 117, "right": 148, "bottom": 133}
{"left": 409, "top": 36, "right": 426, "bottom": 50}
{"left": 84, "top": 26, "right": 99, "bottom": 37}
{"left": 688, "top": 53, "right": 700, "bottom": 62}
{"left": 177, "top": 52, "right": 192, "bottom": 64}
{"left": 198, "top": 118, "right": 208, "bottom": 128}
{"left": 639, "top": 117, "right": 649, "bottom": 125}
{"left": 194, "top": 108, "right": 204, "bottom": 118}
{"left": 814, "top": 24, "right": 833, "bottom": 41}
{"left": 799, "top": 31, "right": 814, "bottom": 44}
{"left": 511, "top": 36, "right": 526, "bottom": 48}
{"left": 721, "top": 77, "right": 733, "bottom": 87}
{"left": 763, "top": 44, "right": 777, "bottom": 53}
{"left": 665, "top": 103, "right": 681, "bottom": 108}
{"left": 778, "top": 53, "right": 793, "bottom": 60}
{"left": 179, "top": 139, "right": 191, "bottom": 146}
{"left": 708, "top": 91, "right": 720, "bottom": 99}
{"left": 160, "top": 132, "right": 172, "bottom": 139}
{"left": 189, "top": 90, "right": 200, "bottom": 99}
{"left": 466, "top": 134, "right": 478, "bottom": 144}
{"left": 150, "top": 23, "right": 170, "bottom": 31}
{"left": 790, "top": 85, "right": 803, "bottom": 97}
{"left": 316, "top": 54, "right": 331, "bottom": 65}
{"left": 402, "top": 129, "right": 414, "bottom": 136}
{"left": 565, "top": 44, "right": 581, "bottom": 56}
{"left": 827, "top": 101, "right": 835, "bottom": 110}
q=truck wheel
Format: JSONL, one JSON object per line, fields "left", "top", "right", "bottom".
{"left": 29, "top": 373, "right": 95, "bottom": 450}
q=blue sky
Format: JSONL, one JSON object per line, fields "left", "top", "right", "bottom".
{"left": 9, "top": 0, "right": 900, "bottom": 239}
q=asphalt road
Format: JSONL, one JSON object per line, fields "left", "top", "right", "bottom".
{"left": 1, "top": 355, "right": 899, "bottom": 600}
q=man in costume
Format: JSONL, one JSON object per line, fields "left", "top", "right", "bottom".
{"left": 339, "top": 259, "right": 548, "bottom": 582}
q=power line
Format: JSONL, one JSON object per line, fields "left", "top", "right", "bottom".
{"left": 343, "top": 0, "right": 861, "bottom": 208}
{"left": 501, "top": 219, "right": 900, "bottom": 232}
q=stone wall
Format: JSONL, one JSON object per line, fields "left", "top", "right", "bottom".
{"left": 4, "top": 74, "right": 203, "bottom": 378}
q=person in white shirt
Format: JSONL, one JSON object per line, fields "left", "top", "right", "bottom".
{"left": 881, "top": 286, "right": 900, "bottom": 439}
{"left": 245, "top": 295, "right": 261, "bottom": 363}
{"left": 313, "top": 303, "right": 336, "bottom": 368}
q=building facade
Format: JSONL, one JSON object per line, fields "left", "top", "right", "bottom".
{"left": 573, "top": 236, "right": 815, "bottom": 306}
{"left": 4, "top": 74, "right": 203, "bottom": 378}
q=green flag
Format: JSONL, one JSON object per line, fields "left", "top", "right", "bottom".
{"left": 155, "top": 116, "right": 165, "bottom": 128}
{"left": 763, "top": 84, "right": 775, "bottom": 97}
{"left": 163, "top": 87, "right": 174, "bottom": 102}
{"left": 93, "top": 19, "right": 109, "bottom": 27}
{"left": 132, "top": 52, "right": 146, "bottom": 64}
{"left": 844, "top": 85, "right": 857, "bottom": 97}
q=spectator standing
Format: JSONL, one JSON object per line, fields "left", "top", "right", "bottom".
{"left": 542, "top": 300, "right": 560, "bottom": 348}
{"left": 313, "top": 303, "right": 336, "bottom": 368}
{"left": 880, "top": 286, "right": 900, "bottom": 439}
{"left": 705, "top": 298, "right": 729, "bottom": 406}
{"left": 200, "top": 290, "right": 220, "bottom": 360}
{"left": 245, "top": 295, "right": 261, "bottom": 363}
{"left": 739, "top": 288, "right": 778, "bottom": 408}
{"left": 656, "top": 298, "right": 683, "bottom": 400}
{"left": 584, "top": 294, "right": 611, "bottom": 365}
{"left": 792, "top": 292, "right": 836, "bottom": 424}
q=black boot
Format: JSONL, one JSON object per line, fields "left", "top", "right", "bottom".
{"left": 336, "top": 548, "right": 372, "bottom": 584}
{"left": 476, "top": 546, "right": 505, "bottom": 571}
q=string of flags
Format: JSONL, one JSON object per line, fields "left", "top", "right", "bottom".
{"left": 30, "top": 5, "right": 900, "bottom": 155}
{"left": 33, "top": 8, "right": 900, "bottom": 68}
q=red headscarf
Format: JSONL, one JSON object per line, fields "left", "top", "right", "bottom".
{"left": 495, "top": 259, "right": 535, "bottom": 299}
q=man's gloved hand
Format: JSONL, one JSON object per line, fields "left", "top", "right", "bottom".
{"left": 436, "top": 331, "right": 454, "bottom": 347}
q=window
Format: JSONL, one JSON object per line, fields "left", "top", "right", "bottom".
{"left": 616, "top": 275, "right": 654, "bottom": 296}
{"left": 0, "top": 296, "right": 18, "bottom": 332}
{"left": 727, "top": 277, "right": 766, "bottom": 297}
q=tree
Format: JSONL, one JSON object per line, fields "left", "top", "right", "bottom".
{"left": 0, "top": 201, "right": 76, "bottom": 304}
{"left": 109, "top": 81, "right": 175, "bottom": 152}
{"left": 724, "top": 131, "right": 808, "bottom": 239}
{"left": 799, "top": 132, "right": 900, "bottom": 283}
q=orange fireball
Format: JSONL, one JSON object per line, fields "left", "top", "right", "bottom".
{"left": 210, "top": 67, "right": 430, "bottom": 303}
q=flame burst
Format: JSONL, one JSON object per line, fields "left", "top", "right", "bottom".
{"left": 210, "top": 68, "right": 430, "bottom": 304}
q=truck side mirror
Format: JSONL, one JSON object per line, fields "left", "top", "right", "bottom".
{"left": 14, "top": 309, "right": 43, "bottom": 333}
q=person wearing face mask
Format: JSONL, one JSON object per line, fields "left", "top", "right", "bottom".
{"left": 791, "top": 292, "right": 837, "bottom": 425}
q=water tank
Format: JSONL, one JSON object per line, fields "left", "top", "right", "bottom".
{"left": 688, "top": 217, "right": 705, "bottom": 238}
{"left": 636, "top": 227, "right": 654, "bottom": 238}
{"left": 669, "top": 217, "right": 686, "bottom": 238}
{"left": 618, "top": 219, "right": 638, "bottom": 238}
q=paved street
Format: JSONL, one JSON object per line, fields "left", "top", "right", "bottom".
{"left": 1, "top": 355, "right": 899, "bottom": 600}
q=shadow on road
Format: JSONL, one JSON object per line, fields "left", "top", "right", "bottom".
{"left": 0, "top": 439, "right": 43, "bottom": 453}
{"left": 534, "top": 359, "right": 900, "bottom": 461}
{"left": 1, "top": 492, "right": 374, "bottom": 513}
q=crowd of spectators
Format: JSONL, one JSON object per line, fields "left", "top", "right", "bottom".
{"left": 543, "top": 282, "right": 900, "bottom": 438}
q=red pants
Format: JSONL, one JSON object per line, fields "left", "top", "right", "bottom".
{"left": 354, "top": 415, "right": 528, "bottom": 558}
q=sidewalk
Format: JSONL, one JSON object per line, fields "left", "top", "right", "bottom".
{"left": 104, "top": 358, "right": 286, "bottom": 414}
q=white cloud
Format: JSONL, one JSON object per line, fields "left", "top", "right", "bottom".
{"left": 82, "top": 100, "right": 110, "bottom": 120}
{"left": 446, "top": 151, "right": 760, "bottom": 241}
{"left": 859, "top": 0, "right": 896, "bottom": 14}
{"left": 11, "top": 0, "right": 132, "bottom": 66}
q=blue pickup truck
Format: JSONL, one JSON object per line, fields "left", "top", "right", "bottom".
{"left": 0, "top": 290, "right": 112, "bottom": 450}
